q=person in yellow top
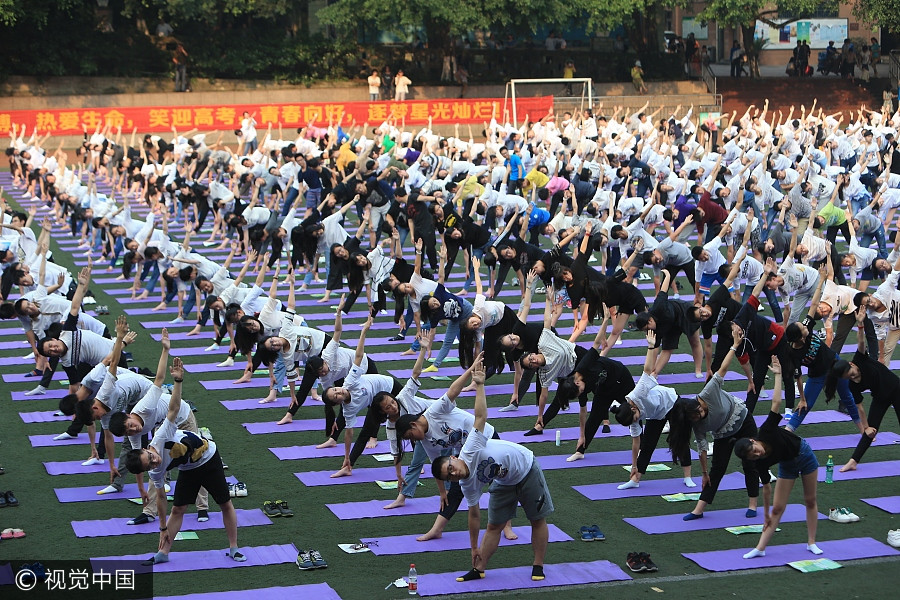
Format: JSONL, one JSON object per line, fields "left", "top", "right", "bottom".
{"left": 522, "top": 167, "right": 550, "bottom": 195}
{"left": 563, "top": 60, "right": 575, "bottom": 96}
{"left": 631, "top": 60, "right": 647, "bottom": 94}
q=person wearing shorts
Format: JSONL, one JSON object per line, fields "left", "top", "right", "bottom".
{"left": 735, "top": 381, "right": 822, "bottom": 560}
{"left": 432, "top": 357, "right": 554, "bottom": 583}
{"left": 125, "top": 358, "right": 245, "bottom": 565}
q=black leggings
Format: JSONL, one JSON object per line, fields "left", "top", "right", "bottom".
{"left": 578, "top": 378, "right": 635, "bottom": 454}
{"left": 850, "top": 392, "right": 900, "bottom": 463}
{"left": 637, "top": 416, "right": 692, "bottom": 474}
{"left": 699, "top": 415, "right": 760, "bottom": 505}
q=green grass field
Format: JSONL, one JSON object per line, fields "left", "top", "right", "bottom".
{"left": 0, "top": 190, "right": 897, "bottom": 599}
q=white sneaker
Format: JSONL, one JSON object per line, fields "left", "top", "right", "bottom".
{"left": 53, "top": 432, "right": 77, "bottom": 441}
{"left": 841, "top": 507, "right": 860, "bottom": 522}
{"left": 23, "top": 352, "right": 35, "bottom": 360}
{"left": 170, "top": 316, "right": 185, "bottom": 324}
{"left": 888, "top": 529, "right": 900, "bottom": 548}
{"left": 82, "top": 457, "right": 105, "bottom": 466}
{"left": 97, "top": 485, "right": 120, "bottom": 495}
{"left": 205, "top": 343, "right": 220, "bottom": 352}
{"left": 216, "top": 357, "right": 235, "bottom": 368}
{"left": 784, "top": 408, "right": 793, "bottom": 418}
{"left": 828, "top": 507, "right": 853, "bottom": 523}
{"left": 662, "top": 422, "right": 671, "bottom": 434}
{"left": 757, "top": 304, "right": 765, "bottom": 312}
{"left": 83, "top": 296, "right": 96, "bottom": 305}
{"left": 498, "top": 403, "right": 519, "bottom": 412}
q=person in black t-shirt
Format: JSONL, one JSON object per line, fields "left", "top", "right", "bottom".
{"left": 735, "top": 366, "right": 822, "bottom": 560}
{"left": 826, "top": 304, "right": 900, "bottom": 472}
{"left": 402, "top": 188, "right": 439, "bottom": 271}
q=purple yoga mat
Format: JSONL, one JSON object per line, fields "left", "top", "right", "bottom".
{"left": 271, "top": 440, "right": 391, "bottom": 460}
{"left": 55, "top": 477, "right": 237, "bottom": 503}
{"left": 683, "top": 537, "right": 899, "bottom": 572}
{"left": 327, "top": 495, "right": 490, "bottom": 519}
{"left": 420, "top": 383, "right": 557, "bottom": 399}
{"left": 243, "top": 420, "right": 321, "bottom": 434}
{"left": 751, "top": 409, "right": 852, "bottom": 427}
{"left": 625, "top": 504, "right": 824, "bottom": 535}
{"left": 819, "top": 460, "right": 900, "bottom": 482}
{"left": 417, "top": 560, "right": 631, "bottom": 596}
{"left": 45, "top": 460, "right": 110, "bottom": 475}
{"left": 806, "top": 431, "right": 900, "bottom": 451}
{"left": 72, "top": 508, "right": 272, "bottom": 538}
{"left": 11, "top": 389, "right": 69, "bottom": 400}
{"left": 31, "top": 432, "right": 121, "bottom": 447}
{"left": 221, "top": 397, "right": 294, "bottom": 411}
{"left": 0, "top": 340, "right": 30, "bottom": 350}
{"left": 185, "top": 362, "right": 244, "bottom": 373}
{"left": 20, "top": 410, "right": 70, "bottom": 423}
{"left": 91, "top": 543, "right": 298, "bottom": 574}
{"left": 150, "top": 331, "right": 215, "bottom": 341}
{"left": 156, "top": 584, "right": 342, "bottom": 600}
{"left": 56, "top": 483, "right": 175, "bottom": 503}
{"left": 0, "top": 356, "right": 38, "bottom": 366}
{"left": 576, "top": 471, "right": 748, "bottom": 501}
{"left": 361, "top": 524, "right": 572, "bottom": 556}
{"left": 171, "top": 345, "right": 229, "bottom": 357}
{"left": 4, "top": 371, "right": 64, "bottom": 383}
{"left": 861, "top": 496, "right": 900, "bottom": 514}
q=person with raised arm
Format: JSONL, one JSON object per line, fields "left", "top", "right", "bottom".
{"left": 323, "top": 316, "right": 403, "bottom": 477}
{"left": 736, "top": 359, "right": 823, "bottom": 560}
{"left": 431, "top": 355, "right": 554, "bottom": 583}
{"left": 670, "top": 323, "right": 762, "bottom": 522}
{"left": 125, "top": 358, "right": 245, "bottom": 565}
{"left": 614, "top": 329, "right": 695, "bottom": 489}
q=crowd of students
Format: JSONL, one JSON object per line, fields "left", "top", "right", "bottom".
{"left": 3, "top": 95, "right": 900, "bottom": 577}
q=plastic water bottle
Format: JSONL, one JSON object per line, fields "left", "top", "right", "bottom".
{"left": 555, "top": 430, "right": 561, "bottom": 446}
{"left": 825, "top": 455, "right": 834, "bottom": 484}
{"left": 408, "top": 564, "right": 418, "bottom": 595}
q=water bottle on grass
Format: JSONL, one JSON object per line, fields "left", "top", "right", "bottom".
{"left": 825, "top": 455, "right": 834, "bottom": 484}
{"left": 408, "top": 564, "right": 418, "bottom": 595}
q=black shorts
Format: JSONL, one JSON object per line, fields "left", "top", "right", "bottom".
{"left": 618, "top": 286, "right": 648, "bottom": 315}
{"left": 172, "top": 450, "right": 230, "bottom": 507}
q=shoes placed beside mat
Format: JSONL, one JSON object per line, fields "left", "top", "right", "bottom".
{"left": 296, "top": 551, "right": 315, "bottom": 570}
{"left": 5, "top": 491, "right": 18, "bottom": 507}
{"left": 276, "top": 500, "right": 293, "bottom": 517}
{"left": 263, "top": 501, "right": 282, "bottom": 518}
{"left": 309, "top": 549, "right": 327, "bottom": 568}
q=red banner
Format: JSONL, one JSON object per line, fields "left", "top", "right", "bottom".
{"left": 0, "top": 97, "right": 554, "bottom": 137}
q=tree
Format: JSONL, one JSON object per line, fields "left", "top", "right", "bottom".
{"left": 697, "top": 0, "right": 839, "bottom": 78}
{"left": 852, "top": 0, "right": 900, "bottom": 34}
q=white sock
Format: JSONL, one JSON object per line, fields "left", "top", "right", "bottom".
{"left": 617, "top": 479, "right": 640, "bottom": 490}
{"left": 684, "top": 477, "right": 696, "bottom": 488}
{"left": 743, "top": 548, "right": 766, "bottom": 559}
{"left": 807, "top": 544, "right": 823, "bottom": 555}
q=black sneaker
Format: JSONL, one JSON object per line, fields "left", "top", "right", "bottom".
{"left": 389, "top": 333, "right": 405, "bottom": 341}
{"left": 127, "top": 512, "right": 155, "bottom": 525}
{"left": 296, "top": 551, "right": 315, "bottom": 570}
{"left": 602, "top": 424, "right": 611, "bottom": 433}
{"left": 626, "top": 552, "right": 647, "bottom": 572}
{"left": 137, "top": 367, "right": 155, "bottom": 377}
{"left": 309, "top": 549, "right": 327, "bottom": 569}
{"left": 640, "top": 552, "right": 658, "bottom": 572}
{"left": 5, "top": 491, "right": 18, "bottom": 507}
{"left": 263, "top": 501, "right": 281, "bottom": 518}
{"left": 197, "top": 510, "right": 209, "bottom": 522}
{"left": 277, "top": 500, "right": 293, "bottom": 517}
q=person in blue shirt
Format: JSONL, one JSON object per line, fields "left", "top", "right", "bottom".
{"left": 500, "top": 147, "right": 524, "bottom": 195}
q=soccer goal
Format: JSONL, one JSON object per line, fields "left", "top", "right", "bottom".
{"left": 504, "top": 78, "right": 594, "bottom": 123}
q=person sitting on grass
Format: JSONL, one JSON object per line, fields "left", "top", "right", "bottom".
{"left": 735, "top": 358, "right": 823, "bottom": 559}
{"left": 432, "top": 355, "right": 555, "bottom": 583}
{"left": 125, "top": 357, "right": 245, "bottom": 565}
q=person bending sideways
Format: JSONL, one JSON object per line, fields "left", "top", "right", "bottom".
{"left": 668, "top": 323, "right": 763, "bottom": 521}
{"left": 432, "top": 356, "right": 554, "bottom": 583}
{"left": 125, "top": 358, "right": 245, "bottom": 565}
{"left": 735, "top": 363, "right": 823, "bottom": 559}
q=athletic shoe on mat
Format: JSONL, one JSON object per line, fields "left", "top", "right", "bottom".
{"left": 127, "top": 513, "right": 155, "bottom": 525}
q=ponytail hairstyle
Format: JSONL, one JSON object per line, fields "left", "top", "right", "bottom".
{"left": 824, "top": 359, "right": 851, "bottom": 403}
{"left": 666, "top": 397, "right": 702, "bottom": 461}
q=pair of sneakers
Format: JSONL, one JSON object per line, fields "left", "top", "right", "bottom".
{"left": 888, "top": 529, "right": 900, "bottom": 548}
{"left": 263, "top": 500, "right": 293, "bottom": 518}
{"left": 228, "top": 482, "right": 248, "bottom": 497}
{"left": 296, "top": 549, "right": 327, "bottom": 570}
{"left": 828, "top": 507, "right": 860, "bottom": 523}
{"left": 626, "top": 552, "right": 658, "bottom": 573}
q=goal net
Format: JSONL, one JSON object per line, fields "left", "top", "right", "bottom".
{"left": 504, "top": 78, "right": 594, "bottom": 123}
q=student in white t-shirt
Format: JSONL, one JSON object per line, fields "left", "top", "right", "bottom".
{"left": 124, "top": 358, "right": 245, "bottom": 565}
{"left": 432, "top": 356, "right": 554, "bottom": 583}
